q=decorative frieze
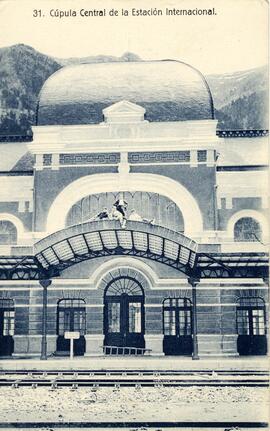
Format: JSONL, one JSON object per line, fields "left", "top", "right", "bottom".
{"left": 217, "top": 130, "right": 268, "bottom": 138}
{"left": 59, "top": 153, "right": 120, "bottom": 165}
{"left": 128, "top": 151, "right": 190, "bottom": 164}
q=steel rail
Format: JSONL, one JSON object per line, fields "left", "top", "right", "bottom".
{"left": 0, "top": 369, "right": 268, "bottom": 376}
{"left": 0, "top": 421, "right": 268, "bottom": 429}
{"left": 0, "top": 377, "right": 268, "bottom": 387}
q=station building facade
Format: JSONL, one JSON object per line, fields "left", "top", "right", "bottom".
{"left": 0, "top": 60, "right": 268, "bottom": 358}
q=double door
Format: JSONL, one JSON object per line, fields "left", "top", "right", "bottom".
{"left": 237, "top": 306, "right": 267, "bottom": 355}
{"left": 0, "top": 305, "right": 14, "bottom": 357}
{"left": 104, "top": 294, "right": 145, "bottom": 351}
{"left": 163, "top": 298, "right": 193, "bottom": 355}
{"left": 57, "top": 305, "right": 86, "bottom": 356}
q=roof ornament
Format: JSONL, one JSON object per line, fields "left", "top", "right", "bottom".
{"left": 102, "top": 100, "right": 146, "bottom": 124}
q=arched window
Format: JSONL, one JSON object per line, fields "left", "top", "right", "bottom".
{"left": 57, "top": 298, "right": 86, "bottom": 336}
{"left": 236, "top": 297, "right": 266, "bottom": 336}
{"left": 0, "top": 221, "right": 17, "bottom": 245}
{"left": 234, "top": 217, "right": 262, "bottom": 242}
{"left": 66, "top": 191, "right": 184, "bottom": 233}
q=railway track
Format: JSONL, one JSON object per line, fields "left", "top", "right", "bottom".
{"left": 0, "top": 370, "right": 268, "bottom": 429}
{"left": 0, "top": 421, "right": 268, "bottom": 429}
{"left": 0, "top": 369, "right": 268, "bottom": 387}
{"left": 1, "top": 369, "right": 268, "bottom": 376}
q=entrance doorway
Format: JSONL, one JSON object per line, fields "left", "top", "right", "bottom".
{"left": 236, "top": 297, "right": 267, "bottom": 355}
{"left": 163, "top": 297, "right": 193, "bottom": 355}
{"left": 0, "top": 299, "right": 15, "bottom": 356}
{"left": 56, "top": 298, "right": 86, "bottom": 356}
{"left": 104, "top": 276, "right": 145, "bottom": 353}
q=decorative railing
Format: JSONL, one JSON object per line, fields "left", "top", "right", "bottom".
{"left": 0, "top": 135, "right": 33, "bottom": 143}
{"left": 103, "top": 345, "right": 152, "bottom": 356}
{"left": 216, "top": 130, "right": 268, "bottom": 138}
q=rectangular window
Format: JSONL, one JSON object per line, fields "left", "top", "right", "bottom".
{"left": 237, "top": 307, "right": 265, "bottom": 336}
{"left": 108, "top": 302, "right": 120, "bottom": 333}
{"left": 129, "top": 302, "right": 141, "bottom": 333}
{"left": 58, "top": 309, "right": 86, "bottom": 335}
{"left": 179, "top": 309, "right": 192, "bottom": 335}
{"left": 163, "top": 298, "right": 192, "bottom": 336}
{"left": 252, "top": 309, "right": 265, "bottom": 335}
{"left": 73, "top": 310, "right": 86, "bottom": 335}
{"left": 237, "top": 309, "right": 250, "bottom": 335}
{"left": 3, "top": 310, "right": 15, "bottom": 336}
{"left": 58, "top": 310, "right": 65, "bottom": 335}
{"left": 164, "top": 309, "right": 176, "bottom": 335}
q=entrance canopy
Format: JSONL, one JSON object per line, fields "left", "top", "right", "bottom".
{"left": 34, "top": 220, "right": 198, "bottom": 277}
{"left": 0, "top": 220, "right": 268, "bottom": 280}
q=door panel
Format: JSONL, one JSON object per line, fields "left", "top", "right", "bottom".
{"left": 163, "top": 335, "right": 193, "bottom": 355}
{"left": 107, "top": 302, "right": 121, "bottom": 333}
{"left": 104, "top": 294, "right": 145, "bottom": 351}
{"left": 104, "top": 300, "right": 123, "bottom": 347}
{"left": 129, "top": 302, "right": 142, "bottom": 333}
{"left": 56, "top": 335, "right": 86, "bottom": 356}
{"left": 57, "top": 304, "right": 86, "bottom": 356}
{"left": 237, "top": 335, "right": 267, "bottom": 355}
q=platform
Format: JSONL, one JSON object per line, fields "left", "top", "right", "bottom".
{"left": 0, "top": 356, "right": 268, "bottom": 372}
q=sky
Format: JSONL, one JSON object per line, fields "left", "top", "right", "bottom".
{"left": 0, "top": 0, "right": 268, "bottom": 74}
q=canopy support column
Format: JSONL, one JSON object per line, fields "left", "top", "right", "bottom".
{"left": 188, "top": 277, "right": 200, "bottom": 360}
{"left": 39, "top": 279, "right": 52, "bottom": 360}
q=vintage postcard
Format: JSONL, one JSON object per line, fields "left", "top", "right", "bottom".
{"left": 0, "top": 0, "right": 268, "bottom": 429}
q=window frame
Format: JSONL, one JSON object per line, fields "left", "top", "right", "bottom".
{"left": 233, "top": 217, "right": 262, "bottom": 242}
{"left": 0, "top": 221, "right": 17, "bottom": 245}
{"left": 163, "top": 297, "right": 192, "bottom": 336}
{"left": 236, "top": 297, "right": 266, "bottom": 336}
{"left": 57, "top": 298, "right": 86, "bottom": 336}
{"left": 0, "top": 298, "right": 15, "bottom": 336}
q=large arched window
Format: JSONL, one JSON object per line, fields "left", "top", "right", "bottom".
{"left": 234, "top": 217, "right": 262, "bottom": 242}
{"left": 66, "top": 191, "right": 184, "bottom": 233}
{"left": 0, "top": 221, "right": 17, "bottom": 245}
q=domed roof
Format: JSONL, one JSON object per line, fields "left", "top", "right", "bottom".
{"left": 37, "top": 60, "right": 214, "bottom": 125}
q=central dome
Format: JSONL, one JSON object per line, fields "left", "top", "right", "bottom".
{"left": 36, "top": 60, "right": 214, "bottom": 125}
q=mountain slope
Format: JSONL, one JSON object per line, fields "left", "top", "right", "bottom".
{"left": 206, "top": 66, "right": 268, "bottom": 130}
{"left": 206, "top": 66, "right": 267, "bottom": 109}
{"left": 215, "top": 90, "right": 268, "bottom": 130}
{"left": 54, "top": 51, "right": 141, "bottom": 66}
{"left": 0, "top": 44, "right": 61, "bottom": 134}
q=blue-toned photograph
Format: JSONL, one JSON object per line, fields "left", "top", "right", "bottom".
{"left": 0, "top": 0, "right": 268, "bottom": 429}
